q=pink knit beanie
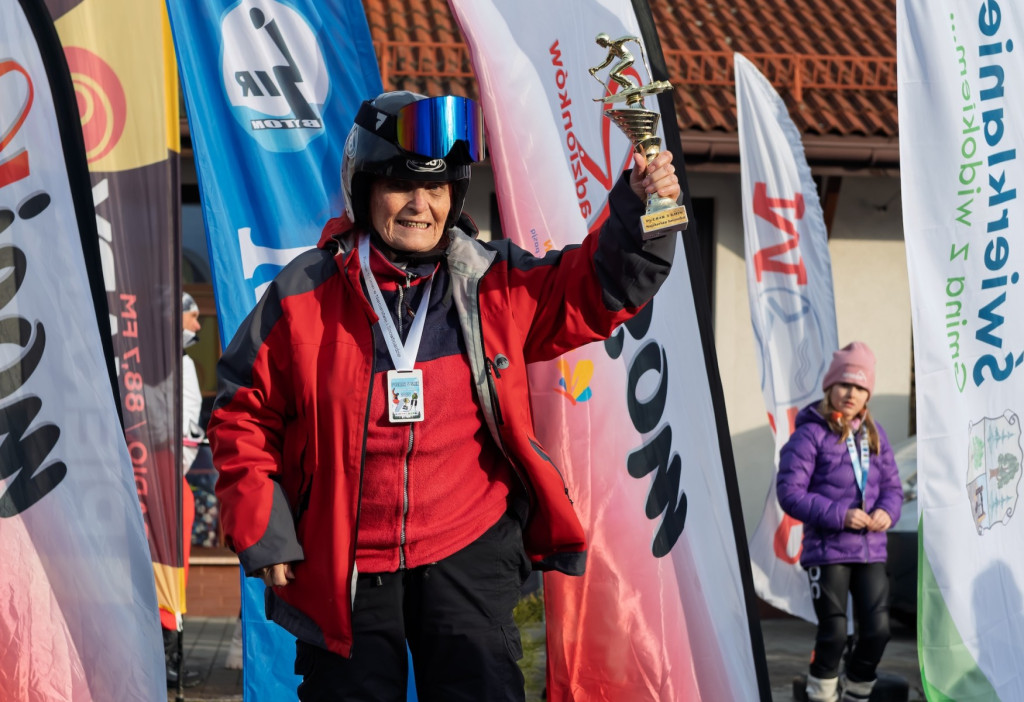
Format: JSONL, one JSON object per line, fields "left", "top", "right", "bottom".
{"left": 822, "top": 342, "right": 876, "bottom": 395}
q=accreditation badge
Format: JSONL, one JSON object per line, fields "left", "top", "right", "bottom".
{"left": 387, "top": 369, "right": 424, "bottom": 423}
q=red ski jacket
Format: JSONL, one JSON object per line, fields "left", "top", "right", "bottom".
{"left": 208, "top": 175, "right": 675, "bottom": 656}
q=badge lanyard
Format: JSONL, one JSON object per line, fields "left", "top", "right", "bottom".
{"left": 359, "top": 234, "right": 433, "bottom": 422}
{"left": 845, "top": 432, "right": 870, "bottom": 508}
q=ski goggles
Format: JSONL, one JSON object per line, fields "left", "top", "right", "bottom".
{"left": 357, "top": 95, "right": 485, "bottom": 162}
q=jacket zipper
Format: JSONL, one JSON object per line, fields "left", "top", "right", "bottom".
{"left": 396, "top": 275, "right": 409, "bottom": 324}
{"left": 856, "top": 426, "right": 869, "bottom": 561}
{"left": 397, "top": 274, "right": 414, "bottom": 570}
{"left": 399, "top": 425, "right": 414, "bottom": 569}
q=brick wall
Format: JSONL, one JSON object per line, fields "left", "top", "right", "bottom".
{"left": 186, "top": 548, "right": 241, "bottom": 617}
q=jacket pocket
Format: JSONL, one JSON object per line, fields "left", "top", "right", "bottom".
{"left": 501, "top": 623, "right": 524, "bottom": 662}
{"left": 529, "top": 436, "right": 572, "bottom": 505}
{"left": 282, "top": 425, "right": 311, "bottom": 524}
{"left": 484, "top": 355, "right": 506, "bottom": 426}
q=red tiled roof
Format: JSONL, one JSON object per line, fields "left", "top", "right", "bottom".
{"left": 363, "top": 0, "right": 478, "bottom": 99}
{"left": 656, "top": 0, "right": 897, "bottom": 137}
{"left": 362, "top": 0, "right": 898, "bottom": 160}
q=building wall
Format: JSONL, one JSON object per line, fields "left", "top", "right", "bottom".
{"left": 701, "top": 171, "right": 912, "bottom": 536}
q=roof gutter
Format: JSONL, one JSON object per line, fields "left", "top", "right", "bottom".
{"left": 679, "top": 130, "right": 901, "bottom": 176}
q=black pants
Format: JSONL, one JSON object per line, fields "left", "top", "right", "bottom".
{"left": 807, "top": 562, "right": 891, "bottom": 682}
{"left": 295, "top": 514, "right": 532, "bottom": 702}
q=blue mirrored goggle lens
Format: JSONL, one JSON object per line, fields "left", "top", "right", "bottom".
{"left": 395, "top": 96, "right": 485, "bottom": 162}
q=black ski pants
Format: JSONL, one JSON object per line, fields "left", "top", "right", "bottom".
{"left": 295, "top": 513, "right": 532, "bottom": 702}
{"left": 807, "top": 561, "right": 891, "bottom": 682}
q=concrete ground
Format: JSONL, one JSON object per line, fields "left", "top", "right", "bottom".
{"left": 174, "top": 617, "right": 241, "bottom": 702}
{"left": 176, "top": 615, "right": 923, "bottom": 701}
{"left": 763, "top": 617, "right": 923, "bottom": 702}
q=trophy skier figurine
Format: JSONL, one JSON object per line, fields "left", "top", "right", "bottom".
{"left": 590, "top": 33, "right": 688, "bottom": 238}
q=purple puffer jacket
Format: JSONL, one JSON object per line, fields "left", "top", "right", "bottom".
{"left": 776, "top": 403, "right": 903, "bottom": 568}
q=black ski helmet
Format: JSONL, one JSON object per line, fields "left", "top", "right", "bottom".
{"left": 341, "top": 91, "right": 481, "bottom": 231}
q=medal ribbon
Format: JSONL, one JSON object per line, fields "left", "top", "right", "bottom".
{"left": 358, "top": 233, "right": 434, "bottom": 371}
{"left": 845, "top": 431, "right": 870, "bottom": 497}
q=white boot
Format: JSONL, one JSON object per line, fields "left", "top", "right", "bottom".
{"left": 224, "top": 618, "right": 243, "bottom": 670}
{"left": 840, "top": 675, "right": 875, "bottom": 701}
{"left": 806, "top": 674, "right": 840, "bottom": 702}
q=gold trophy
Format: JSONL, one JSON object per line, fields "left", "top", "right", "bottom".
{"left": 590, "top": 33, "right": 688, "bottom": 239}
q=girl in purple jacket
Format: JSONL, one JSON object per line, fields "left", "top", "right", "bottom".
{"left": 776, "top": 342, "right": 904, "bottom": 702}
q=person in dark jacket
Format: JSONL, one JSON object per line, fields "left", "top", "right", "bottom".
{"left": 776, "top": 342, "right": 903, "bottom": 702}
{"left": 207, "top": 90, "right": 680, "bottom": 701}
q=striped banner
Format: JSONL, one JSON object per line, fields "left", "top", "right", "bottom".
{"left": 898, "top": 1, "right": 1024, "bottom": 699}
{"left": 447, "top": 1, "right": 770, "bottom": 699}
{"left": 735, "top": 53, "right": 839, "bottom": 623}
{"left": 45, "top": 0, "right": 186, "bottom": 630}
{"left": 166, "top": 0, "right": 382, "bottom": 697}
{"left": 0, "top": 0, "right": 165, "bottom": 698}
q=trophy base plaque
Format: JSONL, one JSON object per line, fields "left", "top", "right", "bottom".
{"left": 641, "top": 198, "right": 689, "bottom": 239}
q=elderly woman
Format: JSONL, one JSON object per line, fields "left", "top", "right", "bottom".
{"left": 208, "top": 90, "right": 680, "bottom": 701}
